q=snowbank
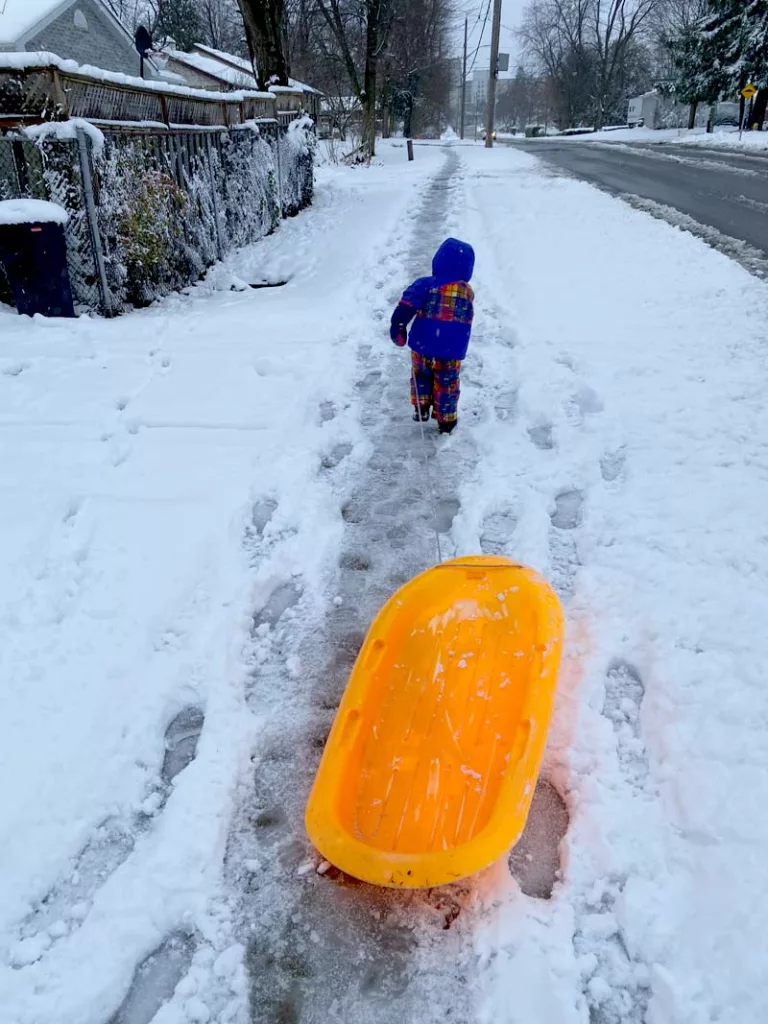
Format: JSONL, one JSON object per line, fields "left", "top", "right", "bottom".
{"left": 516, "top": 123, "right": 768, "bottom": 152}
{"left": 0, "top": 199, "right": 68, "bottom": 225}
{"left": 671, "top": 127, "right": 768, "bottom": 151}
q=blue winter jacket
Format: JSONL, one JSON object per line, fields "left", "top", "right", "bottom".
{"left": 390, "top": 238, "right": 475, "bottom": 361}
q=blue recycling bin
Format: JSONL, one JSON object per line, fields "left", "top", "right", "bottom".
{"left": 0, "top": 200, "right": 75, "bottom": 318}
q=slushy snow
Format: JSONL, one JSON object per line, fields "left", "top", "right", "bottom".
{"left": 1, "top": 138, "right": 767, "bottom": 1024}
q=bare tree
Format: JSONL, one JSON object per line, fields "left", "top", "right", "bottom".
{"left": 591, "top": 0, "right": 663, "bottom": 128}
{"left": 314, "top": 0, "right": 394, "bottom": 158}
{"left": 381, "top": 0, "right": 456, "bottom": 138}
{"left": 198, "top": 0, "right": 247, "bottom": 52}
{"left": 519, "top": 0, "right": 595, "bottom": 127}
{"left": 520, "top": 0, "right": 661, "bottom": 128}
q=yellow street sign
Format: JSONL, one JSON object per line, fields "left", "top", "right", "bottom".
{"left": 741, "top": 83, "right": 758, "bottom": 100}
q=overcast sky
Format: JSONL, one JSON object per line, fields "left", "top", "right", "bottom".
{"left": 457, "top": 0, "right": 528, "bottom": 78}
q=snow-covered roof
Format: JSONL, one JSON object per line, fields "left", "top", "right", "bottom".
{"left": 166, "top": 48, "right": 256, "bottom": 90}
{"left": 192, "top": 44, "right": 252, "bottom": 76}
{"left": 179, "top": 42, "right": 322, "bottom": 96}
{"left": 0, "top": 0, "right": 66, "bottom": 45}
{"left": 0, "top": 0, "right": 131, "bottom": 47}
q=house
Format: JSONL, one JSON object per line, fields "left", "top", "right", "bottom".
{"left": 163, "top": 43, "right": 321, "bottom": 119}
{"left": 0, "top": 0, "right": 150, "bottom": 77}
{"left": 627, "top": 89, "right": 716, "bottom": 130}
{"left": 162, "top": 44, "right": 256, "bottom": 92}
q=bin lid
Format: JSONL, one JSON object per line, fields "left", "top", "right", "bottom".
{"left": 0, "top": 200, "right": 69, "bottom": 227}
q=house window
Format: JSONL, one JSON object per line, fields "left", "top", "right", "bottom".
{"left": 74, "top": 9, "right": 88, "bottom": 29}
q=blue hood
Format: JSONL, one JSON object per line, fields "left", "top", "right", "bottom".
{"left": 432, "top": 238, "right": 475, "bottom": 284}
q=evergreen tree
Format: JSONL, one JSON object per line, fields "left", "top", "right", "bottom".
{"left": 665, "top": 7, "right": 722, "bottom": 125}
{"left": 701, "top": 0, "right": 768, "bottom": 90}
{"left": 664, "top": 0, "right": 768, "bottom": 128}
{"left": 701, "top": 0, "right": 768, "bottom": 124}
{"left": 154, "top": 0, "right": 204, "bottom": 51}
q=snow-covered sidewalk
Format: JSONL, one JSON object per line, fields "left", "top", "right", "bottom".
{"left": 3, "top": 137, "right": 768, "bottom": 1024}
{"left": 455, "top": 144, "right": 768, "bottom": 1024}
{"left": 0, "top": 142, "right": 444, "bottom": 1023}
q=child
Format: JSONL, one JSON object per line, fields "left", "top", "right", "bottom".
{"left": 389, "top": 237, "right": 475, "bottom": 434}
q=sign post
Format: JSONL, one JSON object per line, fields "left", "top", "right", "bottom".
{"left": 740, "top": 83, "right": 757, "bottom": 139}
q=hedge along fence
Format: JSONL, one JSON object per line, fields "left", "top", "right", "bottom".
{"left": 0, "top": 116, "right": 315, "bottom": 313}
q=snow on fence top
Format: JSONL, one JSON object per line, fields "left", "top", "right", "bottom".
{"left": 0, "top": 198, "right": 68, "bottom": 225}
{"left": 0, "top": 52, "right": 311, "bottom": 130}
{"left": 0, "top": 52, "right": 275, "bottom": 102}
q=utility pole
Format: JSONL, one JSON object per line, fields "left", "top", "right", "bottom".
{"left": 460, "top": 17, "right": 468, "bottom": 140}
{"left": 485, "top": 0, "right": 503, "bottom": 148}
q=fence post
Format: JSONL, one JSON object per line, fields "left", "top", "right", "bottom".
{"left": 274, "top": 120, "right": 283, "bottom": 221}
{"left": 207, "top": 134, "right": 225, "bottom": 260}
{"left": 75, "top": 127, "right": 113, "bottom": 316}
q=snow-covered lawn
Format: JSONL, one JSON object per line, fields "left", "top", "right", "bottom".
{"left": 2, "top": 138, "right": 768, "bottom": 1024}
{"left": 515, "top": 124, "right": 768, "bottom": 151}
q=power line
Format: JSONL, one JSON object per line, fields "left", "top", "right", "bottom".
{"left": 464, "top": 0, "right": 489, "bottom": 50}
{"left": 467, "top": 0, "right": 492, "bottom": 77}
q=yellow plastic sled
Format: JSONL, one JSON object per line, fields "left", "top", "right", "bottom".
{"left": 305, "top": 556, "right": 564, "bottom": 888}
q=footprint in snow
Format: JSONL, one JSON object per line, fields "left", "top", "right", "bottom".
{"left": 600, "top": 448, "right": 626, "bottom": 483}
{"left": 572, "top": 383, "right": 604, "bottom": 416}
{"left": 603, "top": 659, "right": 648, "bottom": 786}
{"left": 433, "top": 497, "right": 460, "bottom": 534}
{"left": 161, "top": 705, "right": 205, "bottom": 786}
{"left": 528, "top": 423, "right": 554, "bottom": 451}
{"left": 509, "top": 779, "right": 569, "bottom": 899}
{"left": 251, "top": 581, "right": 303, "bottom": 633}
{"left": 550, "top": 490, "right": 583, "bottom": 531}
{"left": 108, "top": 931, "right": 196, "bottom": 1024}
{"left": 480, "top": 507, "right": 517, "bottom": 555}
{"left": 251, "top": 497, "right": 278, "bottom": 537}
{"left": 319, "top": 401, "right": 336, "bottom": 424}
{"left": 321, "top": 443, "right": 352, "bottom": 471}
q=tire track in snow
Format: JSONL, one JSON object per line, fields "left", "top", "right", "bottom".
{"left": 222, "top": 147, "right": 481, "bottom": 1024}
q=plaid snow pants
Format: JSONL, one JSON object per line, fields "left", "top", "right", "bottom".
{"left": 410, "top": 351, "right": 461, "bottom": 425}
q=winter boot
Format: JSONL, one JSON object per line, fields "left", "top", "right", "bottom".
{"left": 413, "top": 408, "right": 431, "bottom": 422}
{"left": 438, "top": 421, "right": 457, "bottom": 435}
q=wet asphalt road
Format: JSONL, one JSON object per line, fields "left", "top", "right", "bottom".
{"left": 512, "top": 139, "right": 768, "bottom": 262}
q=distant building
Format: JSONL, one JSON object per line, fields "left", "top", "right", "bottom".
{"left": 0, "top": 0, "right": 149, "bottom": 77}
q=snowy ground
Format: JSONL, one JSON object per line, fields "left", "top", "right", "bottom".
{"left": 2, "top": 138, "right": 768, "bottom": 1024}
{"left": 515, "top": 124, "right": 768, "bottom": 151}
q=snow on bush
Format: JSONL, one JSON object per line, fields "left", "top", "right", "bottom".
{"left": 220, "top": 127, "right": 280, "bottom": 249}
{"left": 280, "top": 116, "right": 315, "bottom": 216}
